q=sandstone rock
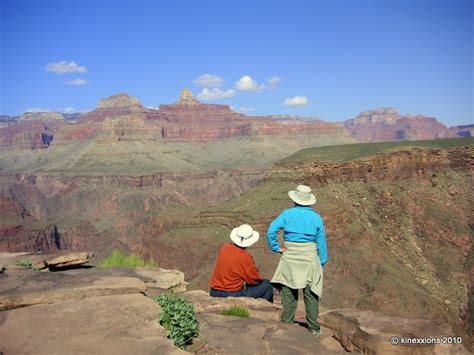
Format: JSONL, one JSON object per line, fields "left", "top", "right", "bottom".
{"left": 97, "top": 92, "right": 142, "bottom": 109}
{"left": 182, "top": 289, "right": 282, "bottom": 321}
{"left": 0, "top": 293, "right": 186, "bottom": 354}
{"left": 175, "top": 88, "right": 201, "bottom": 105}
{"left": 0, "top": 265, "right": 192, "bottom": 310}
{"left": 32, "top": 251, "right": 93, "bottom": 270}
{"left": 134, "top": 267, "right": 188, "bottom": 293}
{"left": 319, "top": 309, "right": 468, "bottom": 354}
{"left": 193, "top": 312, "right": 345, "bottom": 354}
{"left": 0, "top": 268, "right": 147, "bottom": 310}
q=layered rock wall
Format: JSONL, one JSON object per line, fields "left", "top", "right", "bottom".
{"left": 0, "top": 121, "right": 60, "bottom": 149}
{"left": 266, "top": 146, "right": 473, "bottom": 185}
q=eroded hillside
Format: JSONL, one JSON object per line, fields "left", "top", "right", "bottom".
{"left": 137, "top": 140, "right": 473, "bottom": 348}
{"left": 0, "top": 136, "right": 472, "bottom": 348}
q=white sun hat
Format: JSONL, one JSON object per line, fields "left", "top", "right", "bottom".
{"left": 230, "top": 224, "right": 260, "bottom": 248}
{"left": 288, "top": 185, "right": 316, "bottom": 206}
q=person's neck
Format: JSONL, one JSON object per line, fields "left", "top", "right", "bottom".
{"left": 294, "top": 203, "right": 310, "bottom": 208}
{"left": 231, "top": 242, "right": 246, "bottom": 250}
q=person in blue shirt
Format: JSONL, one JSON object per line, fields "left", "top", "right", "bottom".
{"left": 266, "top": 184, "right": 327, "bottom": 336}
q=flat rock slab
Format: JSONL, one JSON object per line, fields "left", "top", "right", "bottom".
{"left": 319, "top": 309, "right": 468, "bottom": 354}
{"left": 183, "top": 290, "right": 282, "bottom": 321}
{"left": 0, "top": 267, "right": 148, "bottom": 310}
{"left": 0, "top": 266, "right": 189, "bottom": 310}
{"left": 35, "top": 251, "right": 94, "bottom": 270}
{"left": 0, "top": 293, "right": 186, "bottom": 354}
{"left": 135, "top": 267, "right": 188, "bottom": 293}
{"left": 193, "top": 312, "right": 346, "bottom": 354}
{"left": 0, "top": 251, "right": 94, "bottom": 271}
{"left": 0, "top": 274, "right": 146, "bottom": 311}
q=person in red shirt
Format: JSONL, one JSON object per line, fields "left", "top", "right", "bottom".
{"left": 210, "top": 224, "right": 273, "bottom": 302}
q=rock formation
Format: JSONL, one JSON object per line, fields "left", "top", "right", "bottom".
{"left": 1, "top": 91, "right": 459, "bottom": 151}
{"left": 0, "top": 115, "right": 19, "bottom": 128}
{"left": 174, "top": 87, "right": 201, "bottom": 105}
{"left": 97, "top": 92, "right": 142, "bottom": 109}
{"left": 0, "top": 120, "right": 60, "bottom": 149}
{"left": 344, "top": 108, "right": 449, "bottom": 142}
{"left": 79, "top": 92, "right": 148, "bottom": 123}
{"left": 266, "top": 146, "right": 473, "bottom": 185}
{"left": 449, "top": 124, "right": 474, "bottom": 138}
{"left": 18, "top": 111, "right": 65, "bottom": 122}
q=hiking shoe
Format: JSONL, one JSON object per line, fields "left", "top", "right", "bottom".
{"left": 311, "top": 330, "right": 322, "bottom": 338}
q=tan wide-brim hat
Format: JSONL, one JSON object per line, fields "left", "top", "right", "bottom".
{"left": 288, "top": 185, "right": 316, "bottom": 206}
{"left": 230, "top": 224, "right": 260, "bottom": 248}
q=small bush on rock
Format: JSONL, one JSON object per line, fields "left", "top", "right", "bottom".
{"left": 99, "top": 249, "right": 158, "bottom": 268}
{"left": 16, "top": 259, "right": 33, "bottom": 268}
{"left": 154, "top": 293, "right": 199, "bottom": 349}
{"left": 220, "top": 306, "right": 250, "bottom": 317}
{"left": 15, "top": 259, "right": 39, "bottom": 271}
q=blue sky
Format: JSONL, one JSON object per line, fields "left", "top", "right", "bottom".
{"left": 1, "top": 0, "right": 472, "bottom": 125}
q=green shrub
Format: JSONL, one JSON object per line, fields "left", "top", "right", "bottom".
{"left": 154, "top": 293, "right": 199, "bottom": 349}
{"left": 220, "top": 306, "right": 250, "bottom": 318}
{"left": 98, "top": 249, "right": 158, "bottom": 268}
{"left": 15, "top": 259, "right": 40, "bottom": 272}
{"left": 16, "top": 259, "right": 33, "bottom": 268}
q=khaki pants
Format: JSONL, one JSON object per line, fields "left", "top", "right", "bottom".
{"left": 281, "top": 284, "right": 320, "bottom": 332}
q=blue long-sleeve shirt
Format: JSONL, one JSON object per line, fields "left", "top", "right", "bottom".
{"left": 266, "top": 205, "right": 328, "bottom": 267}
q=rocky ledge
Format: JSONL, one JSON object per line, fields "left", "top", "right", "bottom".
{"left": 0, "top": 251, "right": 468, "bottom": 354}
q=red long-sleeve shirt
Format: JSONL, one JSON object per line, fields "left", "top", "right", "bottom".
{"left": 210, "top": 243, "right": 263, "bottom": 292}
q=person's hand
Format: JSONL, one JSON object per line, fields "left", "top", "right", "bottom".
{"left": 279, "top": 247, "right": 288, "bottom": 254}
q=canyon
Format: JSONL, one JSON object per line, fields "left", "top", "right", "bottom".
{"left": 0, "top": 89, "right": 472, "bottom": 350}
{"left": 135, "top": 142, "right": 473, "bottom": 349}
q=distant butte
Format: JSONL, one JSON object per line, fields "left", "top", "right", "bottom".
{"left": 96, "top": 92, "right": 142, "bottom": 109}
{"left": 174, "top": 88, "right": 201, "bottom": 106}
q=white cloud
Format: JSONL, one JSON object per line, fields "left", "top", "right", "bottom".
{"left": 146, "top": 106, "right": 160, "bottom": 110}
{"left": 25, "top": 107, "right": 52, "bottom": 113}
{"left": 284, "top": 96, "right": 309, "bottom": 106}
{"left": 265, "top": 76, "right": 281, "bottom": 90}
{"left": 197, "top": 88, "right": 236, "bottom": 100}
{"left": 234, "top": 75, "right": 282, "bottom": 92}
{"left": 235, "top": 75, "right": 263, "bottom": 92}
{"left": 63, "top": 107, "right": 77, "bottom": 113}
{"left": 45, "top": 60, "right": 87, "bottom": 74}
{"left": 193, "top": 74, "right": 223, "bottom": 88}
{"left": 65, "top": 78, "right": 90, "bottom": 86}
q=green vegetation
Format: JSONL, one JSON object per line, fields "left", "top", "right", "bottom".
{"left": 15, "top": 259, "right": 33, "bottom": 268}
{"left": 154, "top": 293, "right": 199, "bottom": 349}
{"left": 282, "top": 137, "right": 474, "bottom": 163}
{"left": 220, "top": 306, "right": 250, "bottom": 317}
{"left": 15, "top": 259, "right": 40, "bottom": 271}
{"left": 98, "top": 249, "right": 158, "bottom": 268}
